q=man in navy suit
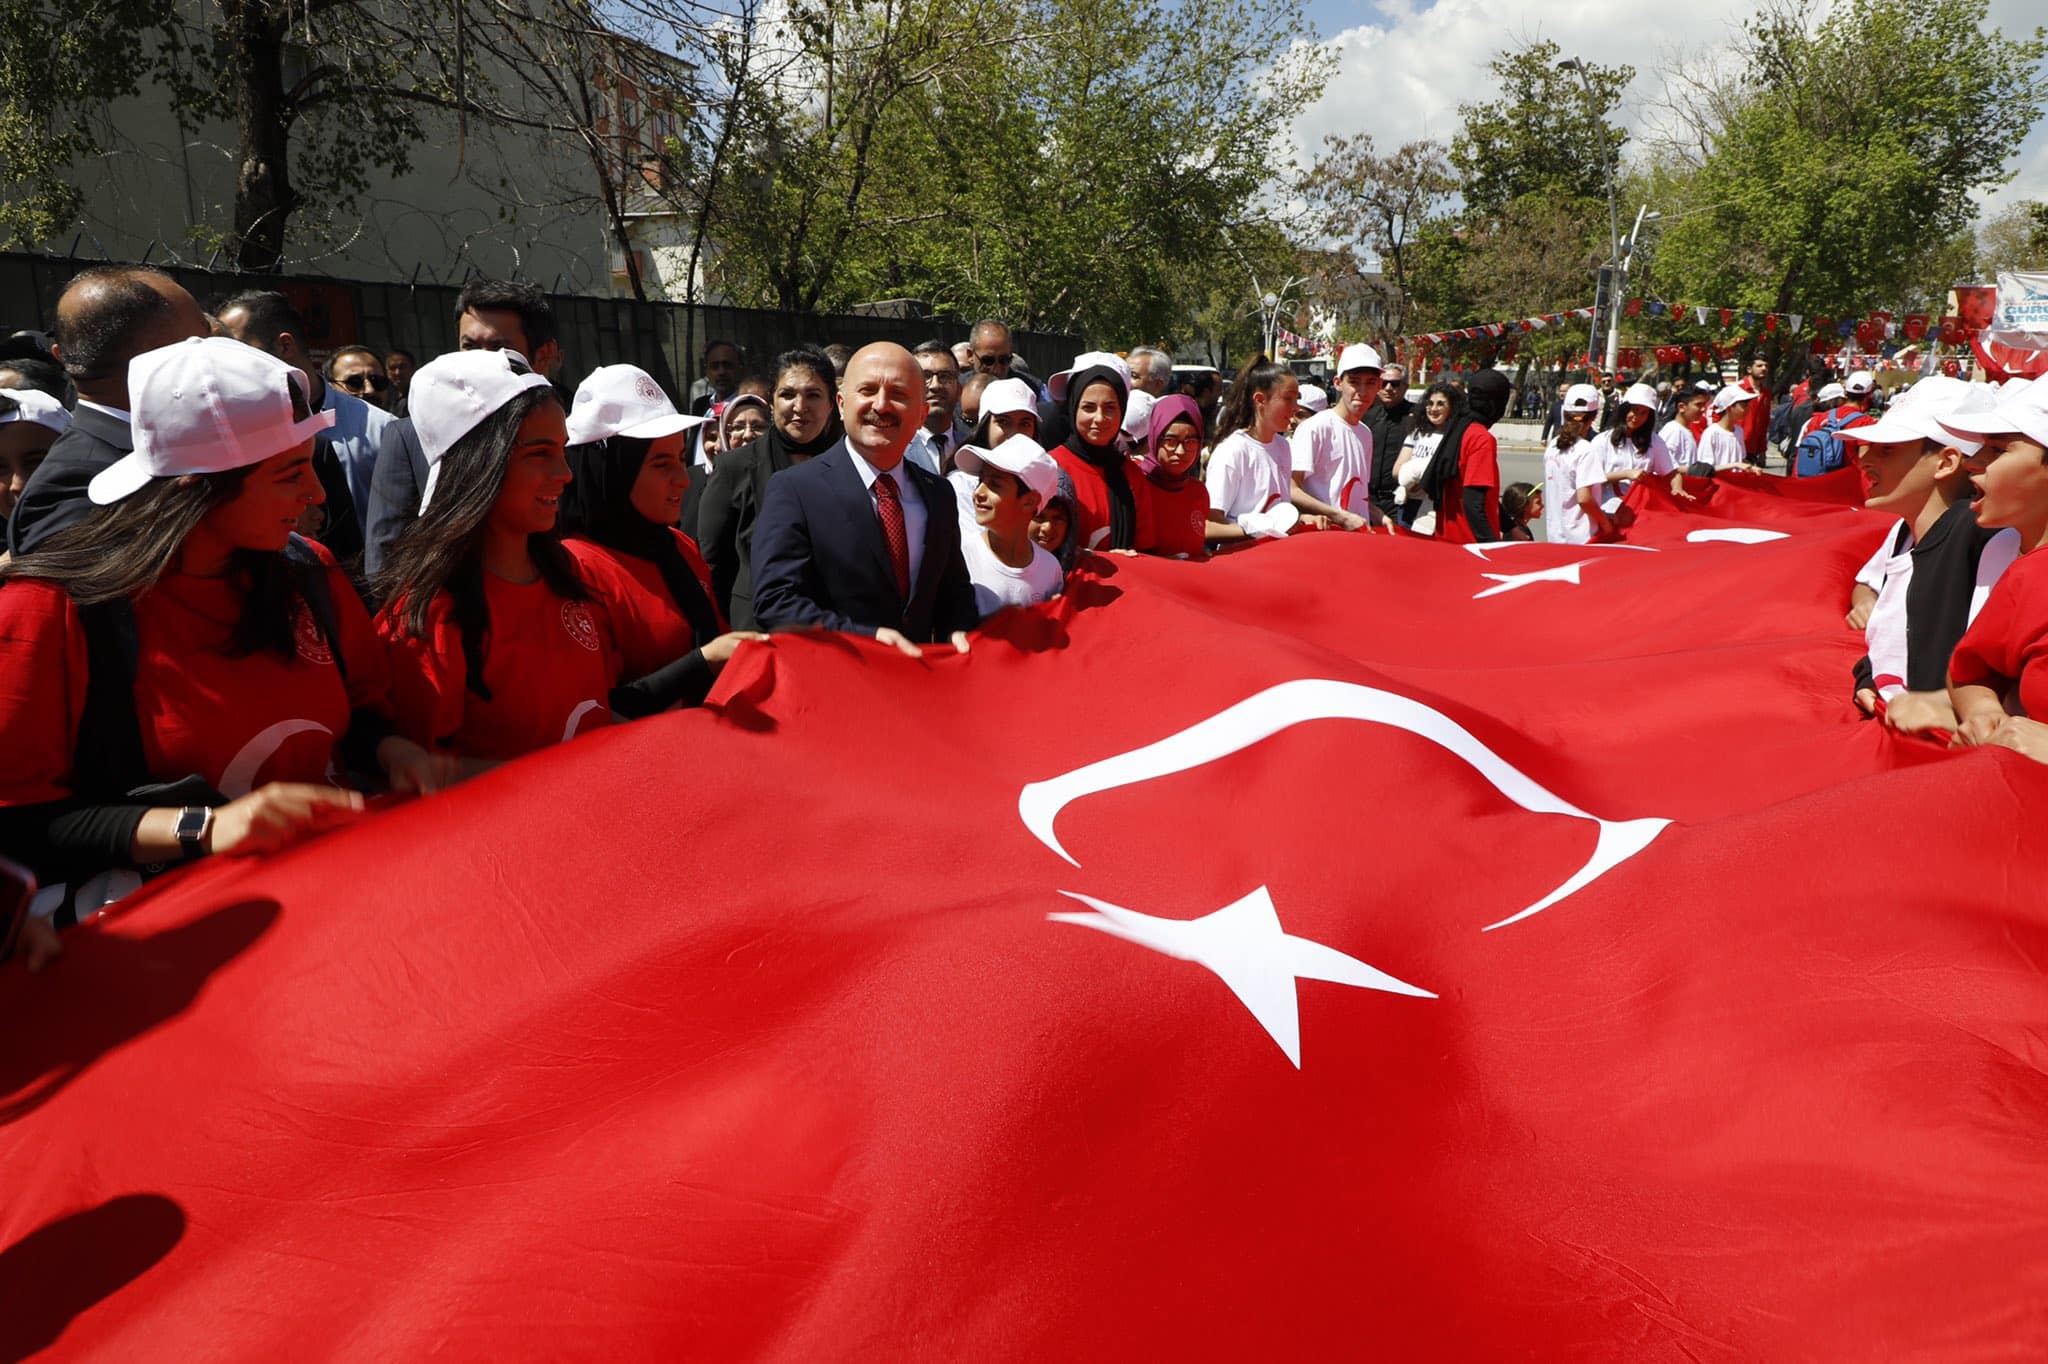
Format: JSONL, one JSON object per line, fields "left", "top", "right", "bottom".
{"left": 751, "top": 342, "right": 978, "bottom": 657}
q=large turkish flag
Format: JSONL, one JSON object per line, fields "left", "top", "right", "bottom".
{"left": 4, "top": 492, "right": 2047, "bottom": 1360}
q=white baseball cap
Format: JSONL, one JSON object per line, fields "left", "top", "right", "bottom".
{"left": 980, "top": 377, "right": 1038, "bottom": 422}
{"left": 1298, "top": 384, "right": 1330, "bottom": 414}
{"left": 1936, "top": 375, "right": 2048, "bottom": 449}
{"left": 1121, "top": 389, "right": 1156, "bottom": 442}
{"left": 1844, "top": 370, "right": 1876, "bottom": 395}
{"left": 89, "top": 337, "right": 335, "bottom": 505}
{"left": 1561, "top": 382, "right": 1602, "bottom": 415}
{"left": 411, "top": 348, "right": 554, "bottom": 510}
{"left": 1335, "top": 343, "right": 1383, "bottom": 374}
{"left": 953, "top": 435, "right": 1060, "bottom": 508}
{"left": 1048, "top": 351, "right": 1131, "bottom": 405}
{"left": 1712, "top": 383, "right": 1756, "bottom": 413}
{"left": 565, "top": 364, "right": 704, "bottom": 446}
{"left": 1620, "top": 381, "right": 1660, "bottom": 410}
{"left": 1815, "top": 382, "right": 1846, "bottom": 404}
{"left": 0, "top": 387, "right": 70, "bottom": 435}
{"left": 1839, "top": 375, "right": 1987, "bottom": 454}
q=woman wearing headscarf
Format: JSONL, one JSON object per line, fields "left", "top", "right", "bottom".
{"left": 697, "top": 348, "right": 842, "bottom": 627}
{"left": 1046, "top": 352, "right": 1147, "bottom": 553}
{"left": 1422, "top": 369, "right": 1512, "bottom": 542}
{"left": 1137, "top": 394, "right": 1210, "bottom": 559}
{"left": 559, "top": 366, "right": 762, "bottom": 711}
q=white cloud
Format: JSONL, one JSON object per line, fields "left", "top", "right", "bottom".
{"left": 1290, "top": 0, "right": 2048, "bottom": 220}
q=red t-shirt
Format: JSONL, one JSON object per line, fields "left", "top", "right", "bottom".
{"left": 1739, "top": 377, "right": 1772, "bottom": 456}
{"left": 1435, "top": 425, "right": 1501, "bottom": 544}
{"left": 563, "top": 531, "right": 725, "bottom": 679}
{"left": 1949, "top": 548, "right": 2048, "bottom": 720}
{"left": 1137, "top": 478, "right": 1210, "bottom": 559}
{"left": 1050, "top": 445, "right": 1150, "bottom": 552}
{"left": 379, "top": 571, "right": 632, "bottom": 761}
{"left": 0, "top": 559, "right": 389, "bottom": 804}
{"left": 1800, "top": 403, "right": 1876, "bottom": 441}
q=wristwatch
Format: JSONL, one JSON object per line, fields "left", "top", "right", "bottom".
{"left": 174, "top": 806, "right": 215, "bottom": 860}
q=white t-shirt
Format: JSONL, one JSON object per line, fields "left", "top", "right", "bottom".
{"left": 1205, "top": 430, "right": 1293, "bottom": 523}
{"left": 1697, "top": 423, "right": 1749, "bottom": 470}
{"left": 1543, "top": 436, "right": 1608, "bottom": 545}
{"left": 947, "top": 469, "right": 980, "bottom": 526}
{"left": 1589, "top": 428, "right": 1675, "bottom": 510}
{"left": 1289, "top": 410, "right": 1373, "bottom": 518}
{"left": 1396, "top": 428, "right": 1445, "bottom": 511}
{"left": 960, "top": 528, "right": 1063, "bottom": 619}
{"left": 1658, "top": 419, "right": 1699, "bottom": 470}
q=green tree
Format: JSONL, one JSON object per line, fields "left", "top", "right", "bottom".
{"left": 1648, "top": 0, "right": 2048, "bottom": 316}
{"left": 1450, "top": 40, "right": 1631, "bottom": 220}
{"left": 1297, "top": 134, "right": 1454, "bottom": 347}
{"left": 1979, "top": 200, "right": 2048, "bottom": 276}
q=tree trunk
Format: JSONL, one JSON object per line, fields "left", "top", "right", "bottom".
{"left": 229, "top": 1, "right": 297, "bottom": 272}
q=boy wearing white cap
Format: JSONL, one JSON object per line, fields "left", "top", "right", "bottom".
{"left": 1542, "top": 383, "right": 1611, "bottom": 544}
{"left": 0, "top": 388, "right": 70, "bottom": 523}
{"left": 953, "top": 437, "right": 1064, "bottom": 618}
{"left": 1697, "top": 386, "right": 1755, "bottom": 471}
{"left": 1792, "top": 371, "right": 1876, "bottom": 476}
{"left": 1288, "top": 344, "right": 1381, "bottom": 532}
{"left": 1836, "top": 378, "right": 2018, "bottom": 732}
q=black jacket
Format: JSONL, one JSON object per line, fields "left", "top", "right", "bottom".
{"left": 1854, "top": 502, "right": 2018, "bottom": 696}
{"left": 1363, "top": 398, "right": 1418, "bottom": 516}
{"left": 749, "top": 443, "right": 977, "bottom": 643}
{"left": 7, "top": 404, "right": 130, "bottom": 555}
{"left": 698, "top": 434, "right": 798, "bottom": 631}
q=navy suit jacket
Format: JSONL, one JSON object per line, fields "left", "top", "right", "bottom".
{"left": 363, "top": 416, "right": 428, "bottom": 578}
{"left": 8, "top": 404, "right": 130, "bottom": 555}
{"left": 750, "top": 443, "right": 978, "bottom": 643}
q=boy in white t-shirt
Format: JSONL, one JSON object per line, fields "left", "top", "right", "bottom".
{"left": 953, "top": 437, "right": 1066, "bottom": 619}
{"left": 1542, "top": 383, "right": 1611, "bottom": 545}
{"left": 1659, "top": 381, "right": 1712, "bottom": 472}
{"left": 1289, "top": 343, "right": 1381, "bottom": 532}
{"left": 1698, "top": 386, "right": 1755, "bottom": 470}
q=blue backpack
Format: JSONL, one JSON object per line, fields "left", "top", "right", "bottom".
{"left": 1794, "top": 410, "right": 1859, "bottom": 478}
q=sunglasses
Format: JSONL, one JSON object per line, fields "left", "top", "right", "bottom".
{"left": 338, "top": 372, "right": 390, "bottom": 393}
{"left": 976, "top": 352, "right": 1013, "bottom": 367}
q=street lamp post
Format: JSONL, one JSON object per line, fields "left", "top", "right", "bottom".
{"left": 1559, "top": 57, "right": 1621, "bottom": 372}
{"left": 1606, "top": 202, "right": 1661, "bottom": 374}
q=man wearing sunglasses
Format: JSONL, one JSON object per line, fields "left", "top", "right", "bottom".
{"left": 328, "top": 346, "right": 393, "bottom": 411}
{"left": 1363, "top": 363, "right": 1419, "bottom": 525}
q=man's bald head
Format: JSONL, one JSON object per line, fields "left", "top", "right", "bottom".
{"left": 53, "top": 267, "right": 209, "bottom": 408}
{"left": 838, "top": 342, "right": 927, "bottom": 468}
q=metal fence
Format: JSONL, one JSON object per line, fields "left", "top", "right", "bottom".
{"left": 0, "top": 253, "right": 1082, "bottom": 399}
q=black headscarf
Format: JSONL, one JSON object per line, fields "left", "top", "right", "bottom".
{"left": 1421, "top": 369, "right": 1511, "bottom": 507}
{"left": 559, "top": 436, "right": 722, "bottom": 646}
{"left": 1059, "top": 365, "right": 1138, "bottom": 550}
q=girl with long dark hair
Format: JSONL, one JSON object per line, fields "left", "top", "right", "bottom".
{"left": 1542, "top": 384, "right": 1611, "bottom": 545}
{"left": 0, "top": 338, "right": 440, "bottom": 927}
{"left": 1205, "top": 354, "right": 1324, "bottom": 544}
{"left": 560, "top": 366, "right": 764, "bottom": 708}
{"left": 1046, "top": 353, "right": 1148, "bottom": 552}
{"left": 376, "top": 352, "right": 727, "bottom": 767}
{"left": 1589, "top": 381, "right": 1679, "bottom": 508}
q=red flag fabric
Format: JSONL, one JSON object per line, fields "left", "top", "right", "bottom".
{"left": 1903, "top": 313, "right": 1930, "bottom": 341}
{"left": 5, "top": 495, "right": 2048, "bottom": 1360}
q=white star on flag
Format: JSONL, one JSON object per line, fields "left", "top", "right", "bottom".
{"left": 1473, "top": 560, "right": 1598, "bottom": 599}
{"left": 1049, "top": 886, "right": 1435, "bottom": 1067}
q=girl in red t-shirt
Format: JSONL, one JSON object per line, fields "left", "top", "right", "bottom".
{"left": 1945, "top": 400, "right": 2048, "bottom": 761}
{"left": 558, "top": 364, "right": 763, "bottom": 707}
{"left": 1136, "top": 394, "right": 1211, "bottom": 559}
{"left": 376, "top": 353, "right": 731, "bottom": 767}
{"left": 0, "top": 338, "right": 444, "bottom": 933}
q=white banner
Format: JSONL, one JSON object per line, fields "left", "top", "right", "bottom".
{"left": 1994, "top": 271, "right": 2048, "bottom": 334}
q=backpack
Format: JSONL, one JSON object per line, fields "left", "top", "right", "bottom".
{"left": 1794, "top": 410, "right": 1859, "bottom": 478}
{"left": 72, "top": 536, "right": 347, "bottom": 801}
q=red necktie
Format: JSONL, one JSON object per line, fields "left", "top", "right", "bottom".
{"left": 874, "top": 471, "right": 911, "bottom": 601}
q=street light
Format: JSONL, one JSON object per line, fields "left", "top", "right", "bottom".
{"left": 1255, "top": 278, "right": 1309, "bottom": 360}
{"left": 1559, "top": 56, "right": 1622, "bottom": 371}
{"left": 1605, "top": 204, "right": 1662, "bottom": 374}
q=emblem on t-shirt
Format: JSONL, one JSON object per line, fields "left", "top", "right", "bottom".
{"left": 293, "top": 608, "right": 333, "bottom": 666}
{"left": 561, "top": 601, "right": 602, "bottom": 652}
{"left": 636, "top": 374, "right": 664, "bottom": 403}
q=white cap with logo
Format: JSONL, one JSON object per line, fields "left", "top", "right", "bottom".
{"left": 411, "top": 349, "right": 555, "bottom": 511}
{"left": 1620, "top": 381, "right": 1660, "bottom": 410}
{"left": 1839, "top": 375, "right": 1988, "bottom": 454}
{"left": 953, "top": 435, "right": 1060, "bottom": 508}
{"left": 565, "top": 364, "right": 705, "bottom": 446}
{"left": 0, "top": 388, "right": 70, "bottom": 435}
{"left": 1047, "top": 351, "right": 1131, "bottom": 405}
{"left": 1561, "top": 382, "right": 1602, "bottom": 415}
{"left": 89, "top": 336, "right": 336, "bottom": 505}
{"left": 980, "top": 377, "right": 1038, "bottom": 422}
